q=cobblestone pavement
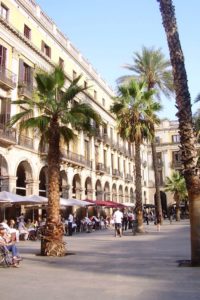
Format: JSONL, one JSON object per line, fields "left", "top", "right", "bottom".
{"left": 1, "top": 220, "right": 200, "bottom": 300}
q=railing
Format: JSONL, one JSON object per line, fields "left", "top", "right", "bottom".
{"left": 96, "top": 163, "right": 106, "bottom": 173}
{"left": 18, "top": 135, "right": 34, "bottom": 149}
{"left": 125, "top": 174, "right": 133, "bottom": 182}
{"left": 112, "top": 169, "right": 123, "bottom": 178}
{"left": 18, "top": 81, "right": 33, "bottom": 99}
{"left": 61, "top": 149, "right": 91, "bottom": 168}
{"left": 0, "top": 123, "right": 16, "bottom": 143}
{"left": 0, "top": 66, "right": 16, "bottom": 90}
{"left": 171, "top": 160, "right": 182, "bottom": 168}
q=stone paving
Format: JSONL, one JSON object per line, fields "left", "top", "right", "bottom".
{"left": 0, "top": 220, "right": 200, "bottom": 300}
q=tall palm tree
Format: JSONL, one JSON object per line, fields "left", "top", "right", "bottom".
{"left": 165, "top": 171, "right": 188, "bottom": 221}
{"left": 118, "top": 46, "right": 174, "bottom": 223}
{"left": 111, "top": 80, "right": 161, "bottom": 233}
{"left": 157, "top": 0, "right": 200, "bottom": 266}
{"left": 9, "top": 66, "right": 101, "bottom": 256}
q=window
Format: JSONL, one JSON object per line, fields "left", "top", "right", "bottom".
{"left": 0, "top": 45, "right": 7, "bottom": 67}
{"left": 41, "top": 41, "right": 51, "bottom": 58}
{"left": 102, "top": 98, "right": 105, "bottom": 106}
{"left": 155, "top": 136, "right": 160, "bottom": 143}
{"left": 0, "top": 98, "right": 11, "bottom": 125}
{"left": 156, "top": 152, "right": 162, "bottom": 166}
{"left": 84, "top": 140, "right": 90, "bottom": 161}
{"left": 172, "top": 151, "right": 181, "bottom": 163}
{"left": 103, "top": 149, "right": 107, "bottom": 167}
{"left": 24, "top": 24, "right": 31, "bottom": 39}
{"left": 172, "top": 134, "right": 180, "bottom": 143}
{"left": 18, "top": 59, "right": 33, "bottom": 87}
{"left": 59, "top": 57, "right": 64, "bottom": 68}
{"left": 1, "top": 3, "right": 9, "bottom": 20}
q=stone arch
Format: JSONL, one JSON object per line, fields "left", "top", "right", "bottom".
{"left": 125, "top": 186, "right": 129, "bottom": 202}
{"left": 85, "top": 177, "right": 93, "bottom": 199}
{"left": 112, "top": 183, "right": 117, "bottom": 201}
{"left": 72, "top": 174, "right": 81, "bottom": 199}
{"left": 118, "top": 185, "right": 123, "bottom": 203}
{"left": 16, "top": 160, "right": 33, "bottom": 196}
{"left": 0, "top": 154, "right": 9, "bottom": 191}
{"left": 95, "top": 179, "right": 102, "bottom": 200}
{"left": 104, "top": 181, "right": 110, "bottom": 201}
{"left": 60, "top": 170, "right": 69, "bottom": 198}
{"left": 39, "top": 166, "right": 48, "bottom": 197}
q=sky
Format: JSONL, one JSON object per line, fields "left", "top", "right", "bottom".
{"left": 36, "top": 0, "right": 200, "bottom": 120}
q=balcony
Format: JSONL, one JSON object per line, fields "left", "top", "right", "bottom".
{"left": 0, "top": 66, "right": 16, "bottom": 90}
{"left": 112, "top": 169, "right": 123, "bottom": 179}
{"left": 18, "top": 81, "right": 33, "bottom": 99}
{"left": 125, "top": 174, "right": 133, "bottom": 183}
{"left": 61, "top": 149, "right": 92, "bottom": 168}
{"left": 0, "top": 122, "right": 16, "bottom": 146}
{"left": 18, "top": 135, "right": 34, "bottom": 150}
{"left": 96, "top": 163, "right": 106, "bottom": 175}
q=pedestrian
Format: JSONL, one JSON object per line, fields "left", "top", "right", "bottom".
{"left": 113, "top": 208, "right": 123, "bottom": 237}
{"left": 68, "top": 213, "right": 74, "bottom": 236}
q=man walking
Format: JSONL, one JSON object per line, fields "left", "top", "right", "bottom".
{"left": 113, "top": 208, "right": 123, "bottom": 237}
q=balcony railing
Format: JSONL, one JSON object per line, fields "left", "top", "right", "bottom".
{"left": 0, "top": 123, "right": 16, "bottom": 145}
{"left": 0, "top": 66, "right": 16, "bottom": 90}
{"left": 61, "top": 149, "right": 92, "bottom": 168}
{"left": 18, "top": 135, "right": 34, "bottom": 150}
{"left": 18, "top": 81, "right": 33, "bottom": 99}
{"left": 125, "top": 174, "right": 133, "bottom": 182}
{"left": 112, "top": 169, "right": 123, "bottom": 179}
{"left": 171, "top": 160, "right": 183, "bottom": 169}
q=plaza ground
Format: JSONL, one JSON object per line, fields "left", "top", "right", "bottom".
{"left": 0, "top": 220, "right": 200, "bottom": 300}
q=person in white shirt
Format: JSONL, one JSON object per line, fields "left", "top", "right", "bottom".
{"left": 1, "top": 220, "right": 20, "bottom": 243}
{"left": 68, "top": 213, "right": 74, "bottom": 236}
{"left": 113, "top": 208, "right": 123, "bottom": 237}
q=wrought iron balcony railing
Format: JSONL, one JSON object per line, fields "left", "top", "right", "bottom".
{"left": 0, "top": 66, "right": 16, "bottom": 90}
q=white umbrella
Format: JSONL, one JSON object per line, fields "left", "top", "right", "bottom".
{"left": 26, "top": 194, "right": 48, "bottom": 204}
{"left": 0, "top": 191, "right": 26, "bottom": 204}
{"left": 123, "top": 202, "right": 135, "bottom": 207}
{"left": 60, "top": 198, "right": 93, "bottom": 207}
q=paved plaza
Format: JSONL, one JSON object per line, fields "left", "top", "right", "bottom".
{"left": 1, "top": 220, "right": 200, "bottom": 300}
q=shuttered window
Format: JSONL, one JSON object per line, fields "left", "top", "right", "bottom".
{"left": 41, "top": 40, "right": 51, "bottom": 58}
{"left": 0, "top": 45, "right": 7, "bottom": 67}
{"left": 18, "top": 59, "right": 33, "bottom": 87}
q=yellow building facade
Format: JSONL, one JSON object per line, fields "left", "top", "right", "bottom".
{"left": 0, "top": 0, "right": 136, "bottom": 216}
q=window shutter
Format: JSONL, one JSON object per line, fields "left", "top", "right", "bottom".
{"left": 29, "top": 67, "right": 33, "bottom": 89}
{"left": 18, "top": 59, "right": 24, "bottom": 84}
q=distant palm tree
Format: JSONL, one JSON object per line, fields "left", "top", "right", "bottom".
{"left": 158, "top": 0, "right": 200, "bottom": 266}
{"left": 9, "top": 66, "right": 101, "bottom": 256}
{"left": 111, "top": 80, "right": 161, "bottom": 233}
{"left": 165, "top": 171, "right": 188, "bottom": 221}
{"left": 118, "top": 46, "right": 174, "bottom": 223}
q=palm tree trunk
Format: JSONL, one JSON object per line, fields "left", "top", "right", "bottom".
{"left": 158, "top": 0, "right": 200, "bottom": 265}
{"left": 151, "top": 138, "right": 163, "bottom": 223}
{"left": 135, "top": 141, "right": 145, "bottom": 233}
{"left": 41, "top": 120, "right": 65, "bottom": 256}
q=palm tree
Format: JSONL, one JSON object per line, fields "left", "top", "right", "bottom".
{"left": 118, "top": 46, "right": 174, "bottom": 223}
{"left": 9, "top": 66, "right": 101, "bottom": 256}
{"left": 157, "top": 0, "right": 200, "bottom": 266}
{"left": 111, "top": 80, "right": 161, "bottom": 233}
{"left": 165, "top": 171, "right": 188, "bottom": 221}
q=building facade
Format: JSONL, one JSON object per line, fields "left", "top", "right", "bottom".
{"left": 0, "top": 0, "right": 136, "bottom": 213}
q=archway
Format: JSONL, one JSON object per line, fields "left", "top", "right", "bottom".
{"left": 112, "top": 183, "right": 117, "bottom": 201}
{"left": 0, "top": 154, "right": 9, "bottom": 191}
{"left": 60, "top": 170, "right": 69, "bottom": 198}
{"left": 125, "top": 186, "right": 129, "bottom": 202}
{"left": 72, "top": 174, "right": 81, "bottom": 199}
{"left": 95, "top": 179, "right": 102, "bottom": 200}
{"left": 130, "top": 187, "right": 134, "bottom": 203}
{"left": 85, "top": 177, "right": 93, "bottom": 199}
{"left": 39, "top": 166, "right": 48, "bottom": 197}
{"left": 104, "top": 182, "right": 110, "bottom": 201}
{"left": 118, "top": 185, "right": 123, "bottom": 203}
{"left": 16, "top": 160, "right": 33, "bottom": 196}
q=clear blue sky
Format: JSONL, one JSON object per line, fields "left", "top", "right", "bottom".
{"left": 36, "top": 0, "right": 200, "bottom": 120}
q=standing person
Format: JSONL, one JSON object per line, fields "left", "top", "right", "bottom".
{"left": 113, "top": 208, "right": 123, "bottom": 237}
{"left": 68, "top": 213, "right": 74, "bottom": 236}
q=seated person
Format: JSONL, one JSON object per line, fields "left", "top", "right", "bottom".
{"left": 1, "top": 219, "right": 19, "bottom": 243}
{"left": 0, "top": 224, "right": 21, "bottom": 267}
{"left": 18, "top": 220, "right": 29, "bottom": 241}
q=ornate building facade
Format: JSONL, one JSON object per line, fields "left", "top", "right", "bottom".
{"left": 0, "top": 0, "right": 136, "bottom": 211}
